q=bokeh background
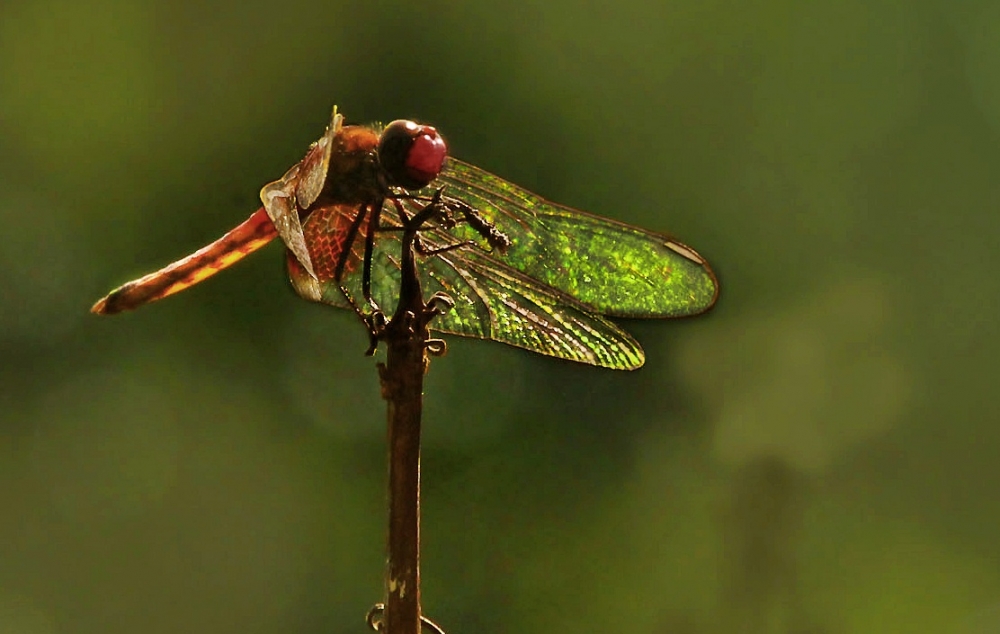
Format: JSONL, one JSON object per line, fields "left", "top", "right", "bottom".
{"left": 2, "top": 1, "right": 999, "bottom": 633}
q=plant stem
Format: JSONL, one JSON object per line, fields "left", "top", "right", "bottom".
{"left": 376, "top": 196, "right": 443, "bottom": 634}
{"left": 379, "top": 324, "right": 426, "bottom": 634}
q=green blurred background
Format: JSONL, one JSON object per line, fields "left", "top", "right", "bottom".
{"left": 2, "top": 1, "right": 999, "bottom": 633}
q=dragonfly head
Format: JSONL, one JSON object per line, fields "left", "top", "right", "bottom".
{"left": 378, "top": 120, "right": 447, "bottom": 190}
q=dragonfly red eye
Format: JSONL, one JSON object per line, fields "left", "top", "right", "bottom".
{"left": 378, "top": 119, "right": 448, "bottom": 190}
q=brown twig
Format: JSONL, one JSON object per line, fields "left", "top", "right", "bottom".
{"left": 374, "top": 192, "right": 451, "bottom": 634}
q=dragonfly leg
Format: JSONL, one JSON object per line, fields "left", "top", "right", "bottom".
{"left": 361, "top": 199, "right": 384, "bottom": 315}
{"left": 387, "top": 196, "right": 480, "bottom": 257}
{"left": 390, "top": 189, "right": 454, "bottom": 228}
{"left": 409, "top": 193, "right": 457, "bottom": 357}
{"left": 330, "top": 202, "right": 387, "bottom": 354}
{"left": 334, "top": 282, "right": 383, "bottom": 354}
{"left": 368, "top": 222, "right": 447, "bottom": 258}
{"left": 363, "top": 310, "right": 388, "bottom": 356}
{"left": 330, "top": 284, "right": 377, "bottom": 339}
{"left": 389, "top": 194, "right": 415, "bottom": 224}
{"left": 424, "top": 338, "right": 447, "bottom": 356}
{"left": 370, "top": 188, "right": 454, "bottom": 358}
{"left": 393, "top": 192, "right": 510, "bottom": 253}
{"left": 425, "top": 291, "right": 454, "bottom": 316}
{"left": 366, "top": 603, "right": 447, "bottom": 634}
{"left": 443, "top": 197, "right": 511, "bottom": 253}
{"left": 414, "top": 239, "right": 475, "bottom": 257}
{"left": 385, "top": 194, "right": 445, "bottom": 256}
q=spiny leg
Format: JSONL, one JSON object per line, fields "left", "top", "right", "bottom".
{"left": 330, "top": 203, "right": 377, "bottom": 330}
{"left": 333, "top": 202, "right": 368, "bottom": 283}
{"left": 441, "top": 197, "right": 511, "bottom": 253}
{"left": 360, "top": 199, "right": 388, "bottom": 355}
{"left": 388, "top": 197, "right": 473, "bottom": 257}
{"left": 324, "top": 202, "right": 386, "bottom": 353}
{"left": 391, "top": 192, "right": 510, "bottom": 253}
{"left": 361, "top": 198, "right": 384, "bottom": 313}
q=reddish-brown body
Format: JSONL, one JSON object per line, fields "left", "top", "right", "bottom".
{"left": 314, "top": 126, "right": 382, "bottom": 206}
{"left": 91, "top": 115, "right": 392, "bottom": 315}
{"left": 91, "top": 105, "right": 718, "bottom": 370}
{"left": 91, "top": 208, "right": 277, "bottom": 314}
{"left": 299, "top": 125, "right": 385, "bottom": 282}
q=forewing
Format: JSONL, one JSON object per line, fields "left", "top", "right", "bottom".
{"left": 295, "top": 107, "right": 342, "bottom": 208}
{"left": 434, "top": 159, "right": 718, "bottom": 318}
{"left": 260, "top": 163, "right": 316, "bottom": 280}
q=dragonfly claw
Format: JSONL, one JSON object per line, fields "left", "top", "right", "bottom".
{"left": 366, "top": 603, "right": 447, "bottom": 634}
{"left": 425, "top": 338, "right": 447, "bottom": 356}
{"left": 364, "top": 310, "right": 388, "bottom": 356}
{"left": 425, "top": 292, "right": 455, "bottom": 316}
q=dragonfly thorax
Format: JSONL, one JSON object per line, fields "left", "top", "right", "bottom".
{"left": 315, "top": 125, "right": 386, "bottom": 205}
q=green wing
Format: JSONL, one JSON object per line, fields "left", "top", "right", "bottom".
{"left": 288, "top": 158, "right": 719, "bottom": 370}
{"left": 295, "top": 225, "right": 647, "bottom": 370}
{"left": 433, "top": 158, "right": 718, "bottom": 318}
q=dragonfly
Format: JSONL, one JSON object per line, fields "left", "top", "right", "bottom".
{"left": 92, "top": 106, "right": 719, "bottom": 370}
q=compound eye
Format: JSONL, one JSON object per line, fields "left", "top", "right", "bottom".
{"left": 378, "top": 119, "right": 448, "bottom": 190}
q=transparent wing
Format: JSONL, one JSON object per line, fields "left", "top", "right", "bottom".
{"left": 260, "top": 163, "right": 316, "bottom": 279}
{"left": 259, "top": 107, "right": 345, "bottom": 281}
{"left": 285, "top": 154, "right": 721, "bottom": 369}
{"left": 295, "top": 107, "right": 342, "bottom": 208}
{"left": 287, "top": 205, "right": 646, "bottom": 370}
{"left": 432, "top": 158, "right": 718, "bottom": 318}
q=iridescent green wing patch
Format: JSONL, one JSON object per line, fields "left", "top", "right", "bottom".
{"left": 294, "top": 214, "right": 646, "bottom": 370}
{"left": 435, "top": 159, "right": 718, "bottom": 318}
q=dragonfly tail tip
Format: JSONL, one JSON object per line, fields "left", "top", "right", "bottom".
{"left": 90, "top": 298, "right": 109, "bottom": 315}
{"left": 90, "top": 294, "right": 124, "bottom": 315}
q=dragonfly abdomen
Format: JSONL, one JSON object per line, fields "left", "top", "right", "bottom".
{"left": 91, "top": 207, "right": 277, "bottom": 314}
